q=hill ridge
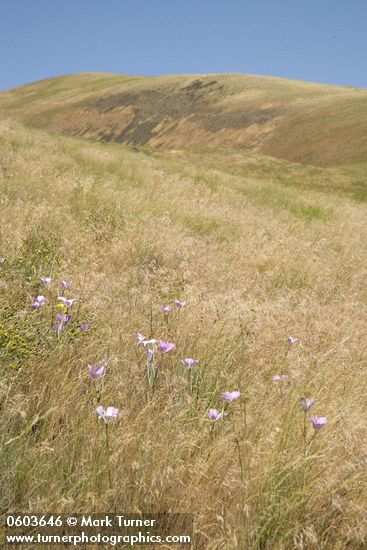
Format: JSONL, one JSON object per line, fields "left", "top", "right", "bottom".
{"left": 1, "top": 72, "right": 366, "bottom": 166}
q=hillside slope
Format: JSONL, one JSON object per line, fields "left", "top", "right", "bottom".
{"left": 1, "top": 72, "right": 366, "bottom": 166}
{"left": 1, "top": 120, "right": 367, "bottom": 546}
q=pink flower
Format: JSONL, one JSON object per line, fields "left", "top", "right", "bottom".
{"left": 54, "top": 313, "right": 71, "bottom": 334}
{"left": 310, "top": 415, "right": 328, "bottom": 431}
{"left": 299, "top": 397, "right": 317, "bottom": 412}
{"left": 88, "top": 364, "right": 106, "bottom": 380}
{"left": 158, "top": 339, "right": 175, "bottom": 353}
{"left": 135, "top": 333, "right": 159, "bottom": 349}
{"left": 174, "top": 300, "right": 186, "bottom": 309}
{"left": 182, "top": 358, "right": 199, "bottom": 369}
{"left": 32, "top": 295, "right": 46, "bottom": 308}
{"left": 96, "top": 406, "right": 119, "bottom": 423}
{"left": 40, "top": 277, "right": 52, "bottom": 285}
{"left": 162, "top": 305, "right": 171, "bottom": 314}
{"left": 223, "top": 390, "right": 240, "bottom": 402}
{"left": 80, "top": 323, "right": 89, "bottom": 332}
{"left": 288, "top": 336, "right": 298, "bottom": 345}
{"left": 57, "top": 296, "right": 77, "bottom": 307}
{"left": 60, "top": 280, "right": 72, "bottom": 288}
{"left": 273, "top": 374, "right": 287, "bottom": 382}
{"left": 142, "top": 338, "right": 158, "bottom": 348}
{"left": 56, "top": 313, "right": 71, "bottom": 323}
{"left": 208, "top": 408, "right": 223, "bottom": 421}
{"left": 134, "top": 332, "right": 146, "bottom": 344}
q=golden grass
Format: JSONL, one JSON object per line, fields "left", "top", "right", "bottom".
{"left": 1, "top": 120, "right": 367, "bottom": 548}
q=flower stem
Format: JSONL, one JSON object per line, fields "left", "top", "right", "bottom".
{"left": 303, "top": 412, "right": 307, "bottom": 457}
{"left": 105, "top": 423, "right": 112, "bottom": 489}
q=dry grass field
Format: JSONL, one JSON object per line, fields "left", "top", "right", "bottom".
{"left": 0, "top": 74, "right": 367, "bottom": 548}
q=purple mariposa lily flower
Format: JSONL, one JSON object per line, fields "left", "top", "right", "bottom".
{"left": 223, "top": 390, "right": 241, "bottom": 402}
{"left": 56, "top": 313, "right": 71, "bottom": 323}
{"left": 158, "top": 339, "right": 175, "bottom": 353}
{"left": 174, "top": 300, "right": 186, "bottom": 309}
{"left": 162, "top": 305, "right": 171, "bottom": 314}
{"left": 142, "top": 338, "right": 158, "bottom": 348}
{"left": 135, "top": 332, "right": 146, "bottom": 344}
{"left": 80, "top": 323, "right": 89, "bottom": 332}
{"left": 208, "top": 408, "right": 223, "bottom": 421}
{"left": 310, "top": 415, "right": 328, "bottom": 431}
{"left": 96, "top": 406, "right": 119, "bottom": 423}
{"left": 135, "top": 333, "right": 160, "bottom": 349}
{"left": 57, "top": 296, "right": 77, "bottom": 307}
{"left": 299, "top": 397, "right": 317, "bottom": 412}
{"left": 60, "top": 280, "right": 72, "bottom": 288}
{"left": 288, "top": 336, "right": 298, "bottom": 345}
{"left": 88, "top": 364, "right": 106, "bottom": 380}
{"left": 40, "top": 277, "right": 52, "bottom": 285}
{"left": 54, "top": 313, "right": 71, "bottom": 334}
{"left": 32, "top": 295, "right": 46, "bottom": 308}
{"left": 182, "top": 358, "right": 199, "bottom": 369}
{"left": 273, "top": 374, "right": 287, "bottom": 382}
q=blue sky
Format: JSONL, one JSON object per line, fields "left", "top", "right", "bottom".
{"left": 0, "top": 0, "right": 365, "bottom": 90}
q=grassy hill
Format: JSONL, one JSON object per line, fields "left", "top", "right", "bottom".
{"left": 1, "top": 72, "right": 367, "bottom": 166}
{"left": 1, "top": 111, "right": 367, "bottom": 547}
{"left": 1, "top": 72, "right": 367, "bottom": 547}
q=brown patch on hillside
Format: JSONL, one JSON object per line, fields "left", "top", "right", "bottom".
{"left": 45, "top": 105, "right": 136, "bottom": 141}
{"left": 40, "top": 79, "right": 287, "bottom": 151}
{"left": 148, "top": 118, "right": 279, "bottom": 150}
